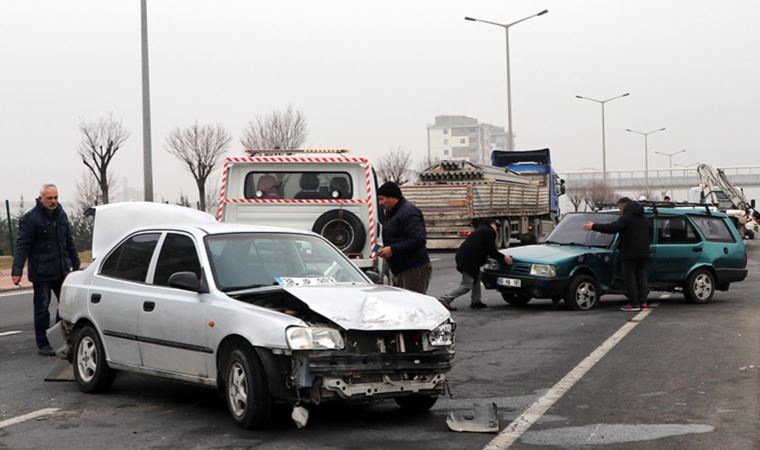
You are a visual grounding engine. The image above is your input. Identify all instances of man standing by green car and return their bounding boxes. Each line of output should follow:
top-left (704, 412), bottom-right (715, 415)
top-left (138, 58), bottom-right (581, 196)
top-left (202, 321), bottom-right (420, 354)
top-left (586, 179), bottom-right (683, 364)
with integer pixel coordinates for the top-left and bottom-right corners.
top-left (582, 197), bottom-right (652, 312)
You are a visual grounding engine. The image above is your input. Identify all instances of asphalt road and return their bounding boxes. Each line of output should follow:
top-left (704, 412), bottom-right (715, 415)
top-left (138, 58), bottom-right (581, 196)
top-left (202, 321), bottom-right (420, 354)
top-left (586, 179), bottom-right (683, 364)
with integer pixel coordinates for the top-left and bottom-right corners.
top-left (0, 243), bottom-right (758, 449)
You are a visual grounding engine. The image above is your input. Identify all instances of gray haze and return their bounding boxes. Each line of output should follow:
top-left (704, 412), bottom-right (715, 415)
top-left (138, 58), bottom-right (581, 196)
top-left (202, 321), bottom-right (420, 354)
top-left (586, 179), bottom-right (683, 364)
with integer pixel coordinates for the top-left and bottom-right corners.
top-left (1, 0), bottom-right (759, 204)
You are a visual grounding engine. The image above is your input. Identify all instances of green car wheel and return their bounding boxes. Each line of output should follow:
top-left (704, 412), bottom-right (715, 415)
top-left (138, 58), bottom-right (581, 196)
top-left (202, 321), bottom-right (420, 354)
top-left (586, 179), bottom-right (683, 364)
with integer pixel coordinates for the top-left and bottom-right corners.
top-left (565, 275), bottom-right (599, 311)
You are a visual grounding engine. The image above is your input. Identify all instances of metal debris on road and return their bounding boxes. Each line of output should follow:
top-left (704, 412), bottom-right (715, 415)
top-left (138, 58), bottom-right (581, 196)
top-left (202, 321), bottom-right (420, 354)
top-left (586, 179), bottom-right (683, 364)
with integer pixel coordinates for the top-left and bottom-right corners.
top-left (446, 402), bottom-right (499, 433)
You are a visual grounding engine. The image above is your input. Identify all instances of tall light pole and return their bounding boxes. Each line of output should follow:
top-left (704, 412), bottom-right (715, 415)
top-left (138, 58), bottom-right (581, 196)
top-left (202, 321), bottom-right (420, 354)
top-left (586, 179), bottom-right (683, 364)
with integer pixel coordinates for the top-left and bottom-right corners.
top-left (654, 149), bottom-right (686, 198)
top-left (465, 9), bottom-right (549, 151)
top-left (141, 0), bottom-right (154, 201)
top-left (626, 127), bottom-right (666, 192)
top-left (575, 93), bottom-right (630, 183)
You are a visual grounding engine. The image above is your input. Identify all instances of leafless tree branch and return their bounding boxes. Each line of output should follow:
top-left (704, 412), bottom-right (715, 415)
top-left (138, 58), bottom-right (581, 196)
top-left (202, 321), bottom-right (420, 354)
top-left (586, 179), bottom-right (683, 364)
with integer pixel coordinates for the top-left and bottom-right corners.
top-left (240, 105), bottom-right (309, 150)
top-left (166, 122), bottom-right (231, 211)
top-left (377, 147), bottom-right (414, 186)
top-left (78, 113), bottom-right (129, 204)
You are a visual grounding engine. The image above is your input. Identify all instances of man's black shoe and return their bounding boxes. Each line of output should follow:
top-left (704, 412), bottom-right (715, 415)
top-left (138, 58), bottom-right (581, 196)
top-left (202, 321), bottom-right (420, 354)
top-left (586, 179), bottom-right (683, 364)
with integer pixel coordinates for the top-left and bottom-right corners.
top-left (440, 301), bottom-right (458, 311)
top-left (38, 346), bottom-right (55, 357)
top-left (470, 302), bottom-right (487, 309)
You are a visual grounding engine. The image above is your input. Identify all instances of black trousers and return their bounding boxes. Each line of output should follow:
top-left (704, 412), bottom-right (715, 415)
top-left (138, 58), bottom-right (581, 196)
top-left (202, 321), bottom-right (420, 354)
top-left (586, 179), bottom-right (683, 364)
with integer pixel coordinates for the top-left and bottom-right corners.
top-left (622, 258), bottom-right (649, 306)
top-left (32, 279), bottom-right (63, 349)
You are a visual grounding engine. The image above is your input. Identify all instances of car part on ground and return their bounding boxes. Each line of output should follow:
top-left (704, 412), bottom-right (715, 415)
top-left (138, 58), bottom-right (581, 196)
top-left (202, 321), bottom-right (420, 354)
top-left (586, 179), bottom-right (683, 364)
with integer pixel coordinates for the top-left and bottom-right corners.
top-left (446, 402), bottom-right (499, 433)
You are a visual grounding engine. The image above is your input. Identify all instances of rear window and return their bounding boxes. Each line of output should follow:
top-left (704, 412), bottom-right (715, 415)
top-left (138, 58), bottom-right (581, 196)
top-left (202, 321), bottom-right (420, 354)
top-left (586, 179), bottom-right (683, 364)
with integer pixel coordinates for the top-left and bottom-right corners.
top-left (244, 172), bottom-right (353, 200)
top-left (691, 216), bottom-right (736, 243)
top-left (656, 217), bottom-right (701, 244)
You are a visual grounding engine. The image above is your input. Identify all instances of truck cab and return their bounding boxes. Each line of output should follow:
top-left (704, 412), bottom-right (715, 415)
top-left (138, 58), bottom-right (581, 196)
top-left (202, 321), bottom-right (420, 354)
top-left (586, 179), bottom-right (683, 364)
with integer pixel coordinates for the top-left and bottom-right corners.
top-left (217, 149), bottom-right (381, 272)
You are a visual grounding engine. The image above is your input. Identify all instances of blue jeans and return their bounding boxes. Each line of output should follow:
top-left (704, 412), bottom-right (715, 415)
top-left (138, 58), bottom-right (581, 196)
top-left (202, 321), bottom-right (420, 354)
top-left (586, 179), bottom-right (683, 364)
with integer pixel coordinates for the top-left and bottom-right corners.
top-left (32, 279), bottom-right (63, 349)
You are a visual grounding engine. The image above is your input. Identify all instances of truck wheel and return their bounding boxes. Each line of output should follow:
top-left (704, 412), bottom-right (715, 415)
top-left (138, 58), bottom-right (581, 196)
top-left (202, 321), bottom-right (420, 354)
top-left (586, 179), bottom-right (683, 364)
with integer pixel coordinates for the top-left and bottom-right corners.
top-left (533, 218), bottom-right (543, 243)
top-left (312, 210), bottom-right (366, 254)
top-left (501, 292), bottom-right (531, 306)
top-left (500, 219), bottom-right (511, 249)
top-left (564, 275), bottom-right (599, 311)
top-left (494, 221), bottom-right (504, 248)
top-left (684, 268), bottom-right (715, 304)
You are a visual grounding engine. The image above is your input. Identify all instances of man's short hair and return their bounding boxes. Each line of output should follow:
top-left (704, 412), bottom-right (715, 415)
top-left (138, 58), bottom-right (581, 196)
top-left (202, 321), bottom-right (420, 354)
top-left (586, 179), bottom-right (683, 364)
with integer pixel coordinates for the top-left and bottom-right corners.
top-left (616, 197), bottom-right (632, 205)
top-left (40, 183), bottom-right (57, 195)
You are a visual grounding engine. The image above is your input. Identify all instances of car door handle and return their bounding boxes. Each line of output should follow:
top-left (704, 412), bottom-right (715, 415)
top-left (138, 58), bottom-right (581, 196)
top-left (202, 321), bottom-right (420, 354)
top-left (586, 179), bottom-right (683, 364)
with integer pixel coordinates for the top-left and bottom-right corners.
top-left (143, 301), bottom-right (156, 312)
top-left (90, 293), bottom-right (101, 304)
top-left (692, 247), bottom-right (703, 253)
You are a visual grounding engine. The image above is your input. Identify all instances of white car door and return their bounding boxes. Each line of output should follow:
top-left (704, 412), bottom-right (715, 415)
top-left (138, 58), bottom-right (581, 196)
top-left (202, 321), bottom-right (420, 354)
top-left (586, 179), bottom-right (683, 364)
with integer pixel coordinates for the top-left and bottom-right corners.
top-left (89, 232), bottom-right (162, 366)
top-left (138, 232), bottom-right (210, 377)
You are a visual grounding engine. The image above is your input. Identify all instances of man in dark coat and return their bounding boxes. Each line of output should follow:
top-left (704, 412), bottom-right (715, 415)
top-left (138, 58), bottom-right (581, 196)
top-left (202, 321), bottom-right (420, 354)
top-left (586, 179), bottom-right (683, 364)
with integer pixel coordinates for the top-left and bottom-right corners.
top-left (12, 184), bottom-right (80, 355)
top-left (438, 219), bottom-right (512, 310)
top-left (377, 181), bottom-right (432, 294)
top-left (583, 197), bottom-right (652, 312)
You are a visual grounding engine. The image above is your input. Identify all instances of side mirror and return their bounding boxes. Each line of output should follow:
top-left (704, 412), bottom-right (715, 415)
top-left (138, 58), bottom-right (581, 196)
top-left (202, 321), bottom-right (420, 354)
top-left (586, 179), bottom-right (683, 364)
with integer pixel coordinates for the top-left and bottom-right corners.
top-left (364, 270), bottom-right (382, 284)
top-left (751, 199), bottom-right (756, 209)
top-left (560, 179), bottom-right (566, 195)
top-left (168, 271), bottom-right (201, 292)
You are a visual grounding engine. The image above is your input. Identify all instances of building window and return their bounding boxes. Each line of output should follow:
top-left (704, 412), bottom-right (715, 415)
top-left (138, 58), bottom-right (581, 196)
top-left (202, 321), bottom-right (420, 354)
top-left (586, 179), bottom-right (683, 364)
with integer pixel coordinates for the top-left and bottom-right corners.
top-left (459, 138), bottom-right (465, 144)
top-left (443, 149), bottom-right (449, 156)
top-left (443, 139), bottom-right (448, 145)
top-left (443, 128), bottom-right (449, 134)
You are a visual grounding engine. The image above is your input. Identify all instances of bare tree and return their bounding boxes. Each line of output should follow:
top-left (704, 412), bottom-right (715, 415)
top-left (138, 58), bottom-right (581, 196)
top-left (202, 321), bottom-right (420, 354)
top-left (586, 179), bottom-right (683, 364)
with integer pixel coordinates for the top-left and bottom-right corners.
top-left (166, 122), bottom-right (231, 211)
top-left (583, 181), bottom-right (617, 211)
top-left (377, 147), bottom-right (414, 186)
top-left (204, 174), bottom-right (221, 214)
top-left (567, 189), bottom-right (585, 212)
top-left (78, 114), bottom-right (130, 204)
top-left (240, 105), bottom-right (308, 150)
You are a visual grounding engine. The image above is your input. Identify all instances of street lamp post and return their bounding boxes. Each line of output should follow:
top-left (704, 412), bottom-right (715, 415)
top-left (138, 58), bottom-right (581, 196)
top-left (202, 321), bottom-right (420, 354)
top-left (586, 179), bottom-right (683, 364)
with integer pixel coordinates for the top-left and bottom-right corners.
top-left (575, 93), bottom-right (630, 183)
top-left (465, 9), bottom-right (549, 151)
top-left (141, 0), bottom-right (154, 202)
top-left (654, 149), bottom-right (686, 198)
top-left (626, 127), bottom-right (666, 192)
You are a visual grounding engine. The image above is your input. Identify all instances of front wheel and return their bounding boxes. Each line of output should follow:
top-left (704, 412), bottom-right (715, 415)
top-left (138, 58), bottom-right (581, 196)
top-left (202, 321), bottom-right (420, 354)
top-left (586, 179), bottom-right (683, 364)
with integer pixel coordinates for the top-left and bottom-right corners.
top-left (564, 275), bottom-right (599, 311)
top-left (501, 292), bottom-right (532, 306)
top-left (225, 347), bottom-right (273, 429)
top-left (684, 268), bottom-right (715, 304)
top-left (72, 325), bottom-right (115, 393)
top-left (395, 394), bottom-right (438, 413)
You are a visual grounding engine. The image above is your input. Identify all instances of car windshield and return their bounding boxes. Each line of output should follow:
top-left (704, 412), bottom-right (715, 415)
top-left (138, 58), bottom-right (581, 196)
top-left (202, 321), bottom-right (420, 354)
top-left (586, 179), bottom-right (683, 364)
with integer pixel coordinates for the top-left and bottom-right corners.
top-left (205, 233), bottom-right (368, 292)
top-left (545, 213), bottom-right (620, 247)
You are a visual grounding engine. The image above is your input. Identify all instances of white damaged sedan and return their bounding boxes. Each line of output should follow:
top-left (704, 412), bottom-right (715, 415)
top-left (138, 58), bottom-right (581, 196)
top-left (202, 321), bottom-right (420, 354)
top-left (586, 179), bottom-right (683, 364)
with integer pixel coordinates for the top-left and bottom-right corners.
top-left (48, 203), bottom-right (454, 428)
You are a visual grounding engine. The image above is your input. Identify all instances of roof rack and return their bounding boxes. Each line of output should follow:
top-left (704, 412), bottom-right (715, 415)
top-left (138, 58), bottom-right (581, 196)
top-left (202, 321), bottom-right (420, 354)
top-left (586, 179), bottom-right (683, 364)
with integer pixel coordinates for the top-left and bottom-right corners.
top-left (637, 200), bottom-right (714, 216)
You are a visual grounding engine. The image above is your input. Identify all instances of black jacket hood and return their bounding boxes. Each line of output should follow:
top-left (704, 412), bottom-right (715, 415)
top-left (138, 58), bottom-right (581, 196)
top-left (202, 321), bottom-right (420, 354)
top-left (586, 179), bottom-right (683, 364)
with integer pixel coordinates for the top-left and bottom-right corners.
top-left (623, 201), bottom-right (645, 217)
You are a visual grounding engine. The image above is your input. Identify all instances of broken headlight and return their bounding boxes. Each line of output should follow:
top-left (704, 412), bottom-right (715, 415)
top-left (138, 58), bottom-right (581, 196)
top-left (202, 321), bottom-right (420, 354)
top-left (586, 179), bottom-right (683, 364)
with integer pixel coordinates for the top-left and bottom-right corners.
top-left (429, 321), bottom-right (454, 347)
top-left (286, 326), bottom-right (345, 350)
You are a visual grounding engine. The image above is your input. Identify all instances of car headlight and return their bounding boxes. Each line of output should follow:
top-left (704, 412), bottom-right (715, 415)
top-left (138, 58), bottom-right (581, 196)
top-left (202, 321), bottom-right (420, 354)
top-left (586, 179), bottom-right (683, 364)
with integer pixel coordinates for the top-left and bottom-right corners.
top-left (286, 326), bottom-right (345, 350)
top-left (530, 264), bottom-right (557, 277)
top-left (429, 322), bottom-right (455, 347)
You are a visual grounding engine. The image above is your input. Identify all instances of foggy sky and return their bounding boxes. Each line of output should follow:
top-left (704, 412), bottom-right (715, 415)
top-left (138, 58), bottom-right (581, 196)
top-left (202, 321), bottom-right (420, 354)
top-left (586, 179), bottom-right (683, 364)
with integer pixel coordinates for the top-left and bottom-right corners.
top-left (1, 0), bottom-right (759, 205)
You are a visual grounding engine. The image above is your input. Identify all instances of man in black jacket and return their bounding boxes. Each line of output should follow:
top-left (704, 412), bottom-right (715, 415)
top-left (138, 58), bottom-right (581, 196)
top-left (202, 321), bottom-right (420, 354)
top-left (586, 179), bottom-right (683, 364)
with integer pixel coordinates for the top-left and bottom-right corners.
top-left (583, 197), bottom-right (652, 312)
top-left (438, 219), bottom-right (512, 310)
top-left (377, 181), bottom-right (432, 294)
top-left (12, 184), bottom-right (80, 355)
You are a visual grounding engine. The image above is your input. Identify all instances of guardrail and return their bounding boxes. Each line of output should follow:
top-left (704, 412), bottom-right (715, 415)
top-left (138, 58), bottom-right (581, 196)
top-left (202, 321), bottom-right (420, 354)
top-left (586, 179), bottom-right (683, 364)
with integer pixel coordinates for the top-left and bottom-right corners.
top-left (561, 166), bottom-right (760, 189)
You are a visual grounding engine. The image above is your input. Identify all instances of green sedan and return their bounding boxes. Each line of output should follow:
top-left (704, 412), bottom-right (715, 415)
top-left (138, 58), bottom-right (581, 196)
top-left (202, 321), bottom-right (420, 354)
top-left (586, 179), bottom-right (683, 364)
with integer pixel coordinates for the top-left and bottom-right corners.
top-left (481, 207), bottom-right (748, 311)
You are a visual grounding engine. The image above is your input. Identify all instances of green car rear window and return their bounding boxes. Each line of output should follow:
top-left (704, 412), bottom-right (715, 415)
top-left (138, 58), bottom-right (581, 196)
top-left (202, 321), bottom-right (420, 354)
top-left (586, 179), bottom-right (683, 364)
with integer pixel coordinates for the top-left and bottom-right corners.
top-left (691, 217), bottom-right (736, 243)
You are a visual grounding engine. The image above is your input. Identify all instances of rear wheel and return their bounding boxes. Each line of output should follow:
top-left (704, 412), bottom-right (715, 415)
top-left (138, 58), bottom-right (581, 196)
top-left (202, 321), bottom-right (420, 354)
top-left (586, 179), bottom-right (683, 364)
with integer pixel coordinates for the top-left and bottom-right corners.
top-left (395, 394), bottom-right (438, 413)
top-left (500, 219), bottom-right (511, 249)
top-left (501, 291), bottom-right (532, 306)
top-left (73, 325), bottom-right (115, 393)
top-left (312, 210), bottom-right (366, 254)
top-left (564, 275), bottom-right (599, 311)
top-left (684, 268), bottom-right (715, 304)
top-left (225, 347), bottom-right (273, 429)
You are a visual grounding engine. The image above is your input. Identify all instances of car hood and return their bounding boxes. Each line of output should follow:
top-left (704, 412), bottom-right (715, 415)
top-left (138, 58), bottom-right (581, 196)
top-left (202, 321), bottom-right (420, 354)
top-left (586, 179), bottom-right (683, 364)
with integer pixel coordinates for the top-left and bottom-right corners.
top-left (281, 284), bottom-right (450, 331)
top-left (503, 244), bottom-right (609, 264)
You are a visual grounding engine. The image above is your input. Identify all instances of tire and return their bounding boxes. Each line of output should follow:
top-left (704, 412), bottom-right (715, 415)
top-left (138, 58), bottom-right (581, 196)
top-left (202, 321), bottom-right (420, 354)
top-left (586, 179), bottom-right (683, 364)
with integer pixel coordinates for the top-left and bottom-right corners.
top-left (225, 347), bottom-right (273, 429)
top-left (494, 221), bottom-right (504, 249)
top-left (533, 218), bottom-right (543, 243)
top-left (394, 394), bottom-right (438, 413)
top-left (684, 268), bottom-right (715, 304)
top-left (72, 325), bottom-right (116, 393)
top-left (564, 275), bottom-right (599, 311)
top-left (312, 210), bottom-right (366, 254)
top-left (501, 291), bottom-right (532, 306)
top-left (500, 219), bottom-right (511, 249)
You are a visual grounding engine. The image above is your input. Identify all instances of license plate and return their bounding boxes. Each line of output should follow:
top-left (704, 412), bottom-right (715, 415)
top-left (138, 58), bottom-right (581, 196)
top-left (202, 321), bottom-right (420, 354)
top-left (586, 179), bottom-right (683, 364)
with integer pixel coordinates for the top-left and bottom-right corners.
top-left (497, 277), bottom-right (521, 288)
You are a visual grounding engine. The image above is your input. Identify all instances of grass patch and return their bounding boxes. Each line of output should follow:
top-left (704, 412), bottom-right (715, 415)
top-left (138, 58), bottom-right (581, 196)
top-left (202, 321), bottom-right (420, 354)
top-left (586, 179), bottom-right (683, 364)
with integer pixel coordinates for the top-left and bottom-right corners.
top-left (0, 251), bottom-right (92, 272)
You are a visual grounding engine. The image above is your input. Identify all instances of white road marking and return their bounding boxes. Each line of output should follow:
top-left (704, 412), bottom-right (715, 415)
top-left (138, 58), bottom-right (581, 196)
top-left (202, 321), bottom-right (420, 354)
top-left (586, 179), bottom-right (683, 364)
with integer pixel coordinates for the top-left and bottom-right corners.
top-left (0, 408), bottom-right (60, 429)
top-left (483, 309), bottom-right (653, 450)
top-left (430, 258), bottom-right (441, 262)
top-left (0, 290), bottom-right (31, 298)
top-left (659, 293), bottom-right (671, 299)
top-left (0, 331), bottom-right (22, 337)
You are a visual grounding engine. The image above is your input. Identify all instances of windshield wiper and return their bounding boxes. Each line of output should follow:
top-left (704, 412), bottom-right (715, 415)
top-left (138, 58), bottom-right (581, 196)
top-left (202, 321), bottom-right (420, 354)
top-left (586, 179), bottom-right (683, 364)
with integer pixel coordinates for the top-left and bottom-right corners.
top-left (225, 282), bottom-right (279, 294)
